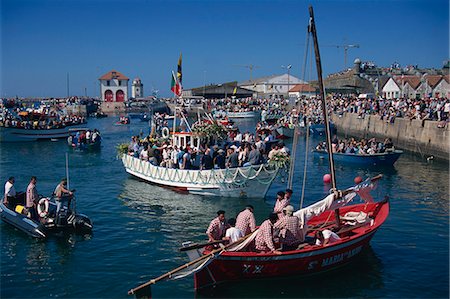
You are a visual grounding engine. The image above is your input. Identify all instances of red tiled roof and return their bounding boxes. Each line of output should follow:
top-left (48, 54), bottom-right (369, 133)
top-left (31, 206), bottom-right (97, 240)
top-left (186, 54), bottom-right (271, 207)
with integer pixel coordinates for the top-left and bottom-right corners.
top-left (99, 70), bottom-right (129, 80)
top-left (393, 75), bottom-right (421, 89)
top-left (289, 83), bottom-right (315, 92)
top-left (425, 75), bottom-right (443, 88)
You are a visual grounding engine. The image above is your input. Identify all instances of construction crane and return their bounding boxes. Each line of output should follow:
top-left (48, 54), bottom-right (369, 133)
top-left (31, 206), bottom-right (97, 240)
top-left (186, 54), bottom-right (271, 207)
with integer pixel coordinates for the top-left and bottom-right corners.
top-left (234, 64), bottom-right (261, 81)
top-left (324, 44), bottom-right (360, 69)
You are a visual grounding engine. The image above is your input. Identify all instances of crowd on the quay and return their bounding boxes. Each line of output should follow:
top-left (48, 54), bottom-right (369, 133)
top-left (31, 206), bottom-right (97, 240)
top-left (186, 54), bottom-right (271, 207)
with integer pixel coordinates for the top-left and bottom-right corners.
top-left (205, 189), bottom-right (340, 254)
top-left (126, 129), bottom-right (290, 170)
top-left (329, 95), bottom-right (450, 126)
top-left (315, 136), bottom-right (395, 155)
top-left (0, 108), bottom-right (86, 129)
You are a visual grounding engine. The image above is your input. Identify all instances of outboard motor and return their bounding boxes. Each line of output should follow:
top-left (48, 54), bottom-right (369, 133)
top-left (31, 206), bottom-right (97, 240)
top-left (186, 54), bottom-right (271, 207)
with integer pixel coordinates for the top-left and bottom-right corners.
top-left (55, 207), bottom-right (69, 227)
top-left (73, 214), bottom-right (93, 232)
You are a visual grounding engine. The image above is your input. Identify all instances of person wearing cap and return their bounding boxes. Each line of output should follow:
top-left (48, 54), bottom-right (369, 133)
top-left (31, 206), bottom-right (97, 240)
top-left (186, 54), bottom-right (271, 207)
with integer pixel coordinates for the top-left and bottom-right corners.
top-left (273, 191), bottom-right (289, 218)
top-left (206, 210), bottom-right (229, 243)
top-left (254, 213), bottom-right (282, 254)
top-left (54, 178), bottom-right (73, 213)
top-left (275, 205), bottom-right (302, 251)
top-left (236, 205), bottom-right (256, 235)
top-left (214, 149), bottom-right (226, 169)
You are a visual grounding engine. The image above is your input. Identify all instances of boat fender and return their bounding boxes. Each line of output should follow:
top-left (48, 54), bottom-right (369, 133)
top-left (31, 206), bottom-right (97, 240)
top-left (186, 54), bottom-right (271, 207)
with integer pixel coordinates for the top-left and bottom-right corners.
top-left (37, 198), bottom-right (49, 218)
top-left (161, 127), bottom-right (170, 139)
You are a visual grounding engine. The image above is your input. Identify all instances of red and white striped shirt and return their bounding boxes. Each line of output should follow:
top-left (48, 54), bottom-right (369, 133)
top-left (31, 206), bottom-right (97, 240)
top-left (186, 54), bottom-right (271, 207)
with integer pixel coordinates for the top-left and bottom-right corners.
top-left (236, 209), bottom-right (256, 235)
top-left (273, 198), bottom-right (290, 217)
top-left (206, 217), bottom-right (228, 241)
top-left (275, 215), bottom-right (301, 246)
top-left (255, 219), bottom-right (276, 252)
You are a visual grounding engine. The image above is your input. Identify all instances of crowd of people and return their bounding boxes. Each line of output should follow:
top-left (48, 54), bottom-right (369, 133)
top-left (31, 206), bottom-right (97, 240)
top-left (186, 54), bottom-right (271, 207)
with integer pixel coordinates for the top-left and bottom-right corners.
top-left (0, 108), bottom-right (86, 130)
top-left (315, 136), bottom-right (396, 155)
top-left (205, 189), bottom-right (341, 254)
top-left (329, 95), bottom-right (450, 126)
top-left (68, 129), bottom-right (101, 148)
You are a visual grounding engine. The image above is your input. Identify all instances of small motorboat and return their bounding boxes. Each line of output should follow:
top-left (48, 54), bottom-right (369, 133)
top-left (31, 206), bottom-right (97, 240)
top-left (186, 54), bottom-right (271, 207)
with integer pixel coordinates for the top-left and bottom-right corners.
top-left (0, 192), bottom-right (92, 238)
top-left (67, 129), bottom-right (101, 151)
top-left (115, 116), bottom-right (130, 125)
top-left (313, 149), bottom-right (403, 166)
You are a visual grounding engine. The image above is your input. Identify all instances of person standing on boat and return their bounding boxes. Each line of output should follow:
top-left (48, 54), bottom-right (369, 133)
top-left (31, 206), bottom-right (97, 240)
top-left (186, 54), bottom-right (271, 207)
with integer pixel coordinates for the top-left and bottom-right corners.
top-left (254, 213), bottom-right (282, 254)
top-left (3, 176), bottom-right (16, 206)
top-left (274, 205), bottom-right (301, 251)
top-left (273, 191), bottom-right (288, 218)
top-left (26, 176), bottom-right (38, 220)
top-left (285, 188), bottom-right (293, 202)
top-left (54, 179), bottom-right (73, 213)
top-left (214, 149), bottom-right (226, 169)
top-left (206, 210), bottom-right (229, 242)
top-left (236, 205), bottom-right (256, 235)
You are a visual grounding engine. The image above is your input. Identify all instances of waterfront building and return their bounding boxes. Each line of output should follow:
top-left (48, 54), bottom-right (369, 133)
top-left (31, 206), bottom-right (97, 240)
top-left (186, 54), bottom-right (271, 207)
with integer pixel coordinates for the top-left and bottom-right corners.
top-left (184, 81), bottom-right (253, 99)
top-left (98, 70), bottom-right (129, 112)
top-left (132, 78), bottom-right (144, 99)
top-left (238, 74), bottom-right (305, 98)
top-left (288, 83), bottom-right (316, 98)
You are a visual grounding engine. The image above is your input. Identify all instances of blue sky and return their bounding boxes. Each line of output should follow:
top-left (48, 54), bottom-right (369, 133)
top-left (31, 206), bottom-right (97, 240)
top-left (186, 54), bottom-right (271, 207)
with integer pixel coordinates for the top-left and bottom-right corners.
top-left (1, 0), bottom-right (448, 98)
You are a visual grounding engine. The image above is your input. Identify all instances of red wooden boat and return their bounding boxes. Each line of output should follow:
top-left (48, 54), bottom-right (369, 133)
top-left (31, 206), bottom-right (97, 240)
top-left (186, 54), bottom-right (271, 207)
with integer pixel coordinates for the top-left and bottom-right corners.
top-left (194, 198), bottom-right (389, 290)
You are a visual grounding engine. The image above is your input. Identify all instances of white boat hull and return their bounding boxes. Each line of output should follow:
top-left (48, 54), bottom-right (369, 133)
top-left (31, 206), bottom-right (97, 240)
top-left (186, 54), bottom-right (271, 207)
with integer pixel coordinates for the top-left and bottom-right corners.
top-left (226, 111), bottom-right (260, 119)
top-left (0, 126), bottom-right (81, 142)
top-left (122, 155), bottom-right (278, 198)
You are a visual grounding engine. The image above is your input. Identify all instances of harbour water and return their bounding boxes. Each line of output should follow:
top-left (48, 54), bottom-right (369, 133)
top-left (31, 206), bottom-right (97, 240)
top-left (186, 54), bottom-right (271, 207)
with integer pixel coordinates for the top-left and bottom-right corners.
top-left (1, 117), bottom-right (448, 298)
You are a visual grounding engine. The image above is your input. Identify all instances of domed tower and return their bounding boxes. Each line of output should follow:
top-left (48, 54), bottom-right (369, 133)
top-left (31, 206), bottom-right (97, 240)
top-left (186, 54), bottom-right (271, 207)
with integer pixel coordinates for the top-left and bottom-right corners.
top-left (353, 58), bottom-right (361, 75)
top-left (132, 78), bottom-right (144, 99)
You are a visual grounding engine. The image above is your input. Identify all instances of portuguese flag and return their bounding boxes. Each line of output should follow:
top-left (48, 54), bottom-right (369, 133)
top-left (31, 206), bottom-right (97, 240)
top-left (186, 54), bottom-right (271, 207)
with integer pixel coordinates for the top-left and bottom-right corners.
top-left (171, 71), bottom-right (181, 96)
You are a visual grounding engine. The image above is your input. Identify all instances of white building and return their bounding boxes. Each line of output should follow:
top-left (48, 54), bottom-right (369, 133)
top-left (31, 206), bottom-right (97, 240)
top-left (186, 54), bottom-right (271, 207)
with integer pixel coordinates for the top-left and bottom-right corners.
top-left (132, 78), bottom-right (144, 99)
top-left (381, 78), bottom-right (400, 99)
top-left (239, 74), bottom-right (306, 97)
top-left (99, 70), bottom-right (129, 102)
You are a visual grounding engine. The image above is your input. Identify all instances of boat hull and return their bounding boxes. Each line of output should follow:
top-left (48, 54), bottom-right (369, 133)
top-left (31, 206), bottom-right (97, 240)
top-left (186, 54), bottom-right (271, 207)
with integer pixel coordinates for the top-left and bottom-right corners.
top-left (226, 111), bottom-right (260, 119)
top-left (122, 155), bottom-right (278, 198)
top-left (313, 150), bottom-right (403, 166)
top-left (309, 123), bottom-right (337, 136)
top-left (194, 201), bottom-right (389, 289)
top-left (0, 202), bottom-right (47, 238)
top-left (0, 125), bottom-right (84, 142)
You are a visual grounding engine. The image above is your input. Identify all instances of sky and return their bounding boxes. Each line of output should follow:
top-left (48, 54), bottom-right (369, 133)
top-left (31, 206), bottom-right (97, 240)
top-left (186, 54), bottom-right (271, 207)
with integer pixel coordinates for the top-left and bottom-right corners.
top-left (1, 0), bottom-right (448, 98)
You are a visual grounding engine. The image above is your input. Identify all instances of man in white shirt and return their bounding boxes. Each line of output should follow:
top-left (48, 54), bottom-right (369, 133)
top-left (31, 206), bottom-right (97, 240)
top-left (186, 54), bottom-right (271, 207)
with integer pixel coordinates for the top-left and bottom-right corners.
top-left (4, 177), bottom-right (16, 206)
top-left (315, 229), bottom-right (341, 246)
top-left (224, 218), bottom-right (244, 243)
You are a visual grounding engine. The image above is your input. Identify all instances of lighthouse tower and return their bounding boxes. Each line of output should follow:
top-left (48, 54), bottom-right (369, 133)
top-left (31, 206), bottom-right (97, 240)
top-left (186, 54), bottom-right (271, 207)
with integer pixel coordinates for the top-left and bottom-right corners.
top-left (132, 78), bottom-right (144, 99)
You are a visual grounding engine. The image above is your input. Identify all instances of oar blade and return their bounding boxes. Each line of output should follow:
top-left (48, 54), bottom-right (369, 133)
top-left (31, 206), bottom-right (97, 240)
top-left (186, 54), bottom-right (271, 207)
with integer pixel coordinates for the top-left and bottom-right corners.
top-left (133, 284), bottom-right (152, 299)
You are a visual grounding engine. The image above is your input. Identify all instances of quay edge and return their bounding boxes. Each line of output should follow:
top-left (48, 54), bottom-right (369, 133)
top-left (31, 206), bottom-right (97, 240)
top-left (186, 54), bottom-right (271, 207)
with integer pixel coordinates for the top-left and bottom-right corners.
top-left (331, 113), bottom-right (449, 161)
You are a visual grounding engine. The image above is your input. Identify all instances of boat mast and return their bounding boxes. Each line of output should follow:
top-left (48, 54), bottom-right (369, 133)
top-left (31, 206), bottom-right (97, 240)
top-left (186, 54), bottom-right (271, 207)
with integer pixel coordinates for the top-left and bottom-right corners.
top-left (308, 6), bottom-right (341, 225)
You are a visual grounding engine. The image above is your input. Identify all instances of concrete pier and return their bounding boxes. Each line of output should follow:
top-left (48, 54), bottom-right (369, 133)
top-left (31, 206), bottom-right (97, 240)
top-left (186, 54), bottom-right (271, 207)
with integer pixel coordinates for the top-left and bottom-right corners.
top-left (331, 113), bottom-right (449, 161)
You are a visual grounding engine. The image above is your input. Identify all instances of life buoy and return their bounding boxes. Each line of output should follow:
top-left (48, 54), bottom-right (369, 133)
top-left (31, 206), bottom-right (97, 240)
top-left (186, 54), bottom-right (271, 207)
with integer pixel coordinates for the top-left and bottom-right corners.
top-left (37, 198), bottom-right (49, 218)
top-left (161, 127), bottom-right (170, 139)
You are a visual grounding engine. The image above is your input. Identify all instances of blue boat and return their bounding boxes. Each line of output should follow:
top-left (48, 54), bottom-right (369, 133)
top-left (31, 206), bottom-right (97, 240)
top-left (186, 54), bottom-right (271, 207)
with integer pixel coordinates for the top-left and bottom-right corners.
top-left (313, 149), bottom-right (403, 166)
top-left (309, 123), bottom-right (337, 136)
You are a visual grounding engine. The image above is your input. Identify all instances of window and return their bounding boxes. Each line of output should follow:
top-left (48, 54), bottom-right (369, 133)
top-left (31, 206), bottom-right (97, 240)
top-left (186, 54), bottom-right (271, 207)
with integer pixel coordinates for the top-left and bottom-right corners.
top-left (119, 80), bottom-right (122, 86)
top-left (107, 80), bottom-right (110, 86)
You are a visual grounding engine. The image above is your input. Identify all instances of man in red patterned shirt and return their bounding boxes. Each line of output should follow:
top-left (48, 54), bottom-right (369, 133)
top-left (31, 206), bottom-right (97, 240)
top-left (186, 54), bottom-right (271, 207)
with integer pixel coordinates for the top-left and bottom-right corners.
top-left (273, 191), bottom-right (289, 218)
top-left (275, 205), bottom-right (302, 251)
top-left (206, 210), bottom-right (229, 242)
top-left (236, 205), bottom-right (256, 235)
top-left (254, 213), bottom-right (282, 254)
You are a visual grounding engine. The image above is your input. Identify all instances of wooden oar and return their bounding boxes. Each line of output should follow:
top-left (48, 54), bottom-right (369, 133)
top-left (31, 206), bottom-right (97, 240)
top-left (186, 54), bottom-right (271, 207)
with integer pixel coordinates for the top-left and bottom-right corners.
top-left (128, 233), bottom-right (253, 296)
top-left (179, 239), bottom-right (227, 252)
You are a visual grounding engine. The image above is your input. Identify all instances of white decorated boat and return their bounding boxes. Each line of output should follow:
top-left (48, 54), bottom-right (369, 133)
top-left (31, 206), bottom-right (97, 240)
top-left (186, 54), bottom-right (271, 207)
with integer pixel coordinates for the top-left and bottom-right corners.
top-left (122, 154), bottom-right (279, 198)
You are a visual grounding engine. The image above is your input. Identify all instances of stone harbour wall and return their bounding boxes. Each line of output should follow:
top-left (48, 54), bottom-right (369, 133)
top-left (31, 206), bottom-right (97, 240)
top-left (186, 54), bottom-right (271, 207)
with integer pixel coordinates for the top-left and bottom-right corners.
top-left (331, 113), bottom-right (449, 161)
